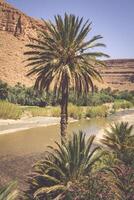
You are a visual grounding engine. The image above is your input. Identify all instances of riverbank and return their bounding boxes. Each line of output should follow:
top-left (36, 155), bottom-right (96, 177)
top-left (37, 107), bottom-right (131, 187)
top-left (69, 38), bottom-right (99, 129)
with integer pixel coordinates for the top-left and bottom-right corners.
top-left (0, 107), bottom-right (133, 135)
top-left (0, 117), bottom-right (77, 135)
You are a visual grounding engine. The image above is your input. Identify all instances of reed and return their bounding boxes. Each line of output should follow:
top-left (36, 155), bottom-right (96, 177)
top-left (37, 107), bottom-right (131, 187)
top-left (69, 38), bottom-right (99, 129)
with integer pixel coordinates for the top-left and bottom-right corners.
top-left (113, 100), bottom-right (133, 110)
top-left (85, 105), bottom-right (109, 118)
top-left (0, 101), bottom-right (22, 119)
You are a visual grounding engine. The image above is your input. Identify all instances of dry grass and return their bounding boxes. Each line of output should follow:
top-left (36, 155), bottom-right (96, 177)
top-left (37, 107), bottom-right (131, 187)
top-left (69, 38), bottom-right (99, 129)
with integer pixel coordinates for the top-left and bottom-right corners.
top-left (0, 101), bottom-right (22, 119)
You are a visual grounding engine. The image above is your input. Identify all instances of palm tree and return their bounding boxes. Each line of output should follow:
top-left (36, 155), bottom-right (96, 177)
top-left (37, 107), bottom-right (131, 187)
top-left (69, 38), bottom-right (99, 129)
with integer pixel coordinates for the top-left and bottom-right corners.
top-left (26, 131), bottom-right (103, 199)
top-left (0, 181), bottom-right (18, 200)
top-left (25, 14), bottom-right (109, 140)
top-left (101, 122), bottom-right (134, 164)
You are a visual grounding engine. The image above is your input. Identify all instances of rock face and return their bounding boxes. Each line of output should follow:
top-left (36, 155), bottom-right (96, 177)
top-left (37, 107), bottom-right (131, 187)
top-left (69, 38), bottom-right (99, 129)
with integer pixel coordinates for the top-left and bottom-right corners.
top-left (0, 0), bottom-right (45, 40)
top-left (0, 0), bottom-right (134, 90)
top-left (0, 0), bottom-right (45, 86)
top-left (102, 59), bottom-right (134, 90)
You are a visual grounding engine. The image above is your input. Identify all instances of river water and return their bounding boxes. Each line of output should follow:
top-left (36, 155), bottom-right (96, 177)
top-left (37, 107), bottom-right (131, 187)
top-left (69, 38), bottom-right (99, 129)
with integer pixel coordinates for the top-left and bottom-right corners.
top-left (0, 109), bottom-right (133, 156)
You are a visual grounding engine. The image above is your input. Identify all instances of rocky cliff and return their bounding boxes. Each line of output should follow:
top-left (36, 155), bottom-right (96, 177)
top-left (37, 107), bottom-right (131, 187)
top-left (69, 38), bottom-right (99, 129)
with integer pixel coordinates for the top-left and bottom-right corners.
top-left (0, 0), bottom-right (45, 40)
top-left (0, 0), bottom-right (134, 90)
top-left (0, 0), bottom-right (46, 86)
top-left (102, 59), bottom-right (134, 90)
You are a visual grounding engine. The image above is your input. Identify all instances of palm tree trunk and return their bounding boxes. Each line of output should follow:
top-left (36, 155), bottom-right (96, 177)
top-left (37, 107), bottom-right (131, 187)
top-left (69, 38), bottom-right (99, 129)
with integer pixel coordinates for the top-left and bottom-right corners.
top-left (60, 78), bottom-right (68, 142)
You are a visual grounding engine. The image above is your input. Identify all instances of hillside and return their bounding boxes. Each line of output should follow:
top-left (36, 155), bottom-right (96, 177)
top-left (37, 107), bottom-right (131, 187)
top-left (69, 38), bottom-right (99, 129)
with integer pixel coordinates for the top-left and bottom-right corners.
top-left (0, 0), bottom-right (134, 90)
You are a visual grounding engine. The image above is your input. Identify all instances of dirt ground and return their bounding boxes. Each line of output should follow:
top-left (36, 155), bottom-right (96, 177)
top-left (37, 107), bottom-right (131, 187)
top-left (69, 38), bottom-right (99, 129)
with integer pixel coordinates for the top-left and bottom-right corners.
top-left (0, 152), bottom-right (46, 197)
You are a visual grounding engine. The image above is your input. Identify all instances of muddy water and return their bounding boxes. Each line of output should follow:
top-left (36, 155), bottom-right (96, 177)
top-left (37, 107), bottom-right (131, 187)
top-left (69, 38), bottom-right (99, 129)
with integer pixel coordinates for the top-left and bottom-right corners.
top-left (0, 110), bottom-right (133, 156)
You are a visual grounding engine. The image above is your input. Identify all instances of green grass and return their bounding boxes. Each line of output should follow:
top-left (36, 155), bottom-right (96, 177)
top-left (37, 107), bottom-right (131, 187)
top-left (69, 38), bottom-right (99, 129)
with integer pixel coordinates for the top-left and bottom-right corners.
top-left (25, 104), bottom-right (84, 119)
top-left (0, 101), bottom-right (22, 119)
top-left (68, 104), bottom-right (84, 119)
top-left (113, 100), bottom-right (133, 110)
top-left (85, 105), bottom-right (109, 118)
top-left (25, 106), bottom-right (60, 117)
top-left (0, 100), bottom-right (133, 120)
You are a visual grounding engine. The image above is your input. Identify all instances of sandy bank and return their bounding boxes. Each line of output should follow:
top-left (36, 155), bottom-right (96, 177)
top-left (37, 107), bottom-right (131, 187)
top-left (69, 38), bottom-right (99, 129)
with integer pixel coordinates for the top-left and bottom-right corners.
top-left (0, 117), bottom-right (77, 135)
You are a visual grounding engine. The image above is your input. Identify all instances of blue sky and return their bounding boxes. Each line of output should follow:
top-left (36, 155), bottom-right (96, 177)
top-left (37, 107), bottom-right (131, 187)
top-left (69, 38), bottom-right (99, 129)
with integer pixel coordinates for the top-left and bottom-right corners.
top-left (7, 0), bottom-right (134, 59)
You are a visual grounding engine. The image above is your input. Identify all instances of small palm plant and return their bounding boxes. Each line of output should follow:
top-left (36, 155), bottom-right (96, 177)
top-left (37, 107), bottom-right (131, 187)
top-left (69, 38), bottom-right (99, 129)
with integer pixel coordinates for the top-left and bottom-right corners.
top-left (0, 181), bottom-right (18, 200)
top-left (25, 14), bottom-right (109, 140)
top-left (101, 122), bottom-right (134, 164)
top-left (26, 131), bottom-right (103, 199)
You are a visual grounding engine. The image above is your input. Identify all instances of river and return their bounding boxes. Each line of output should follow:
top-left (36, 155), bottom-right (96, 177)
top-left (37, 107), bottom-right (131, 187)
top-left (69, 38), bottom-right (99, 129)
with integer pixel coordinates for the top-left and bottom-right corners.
top-left (0, 109), bottom-right (133, 156)
top-left (0, 109), bottom-right (133, 188)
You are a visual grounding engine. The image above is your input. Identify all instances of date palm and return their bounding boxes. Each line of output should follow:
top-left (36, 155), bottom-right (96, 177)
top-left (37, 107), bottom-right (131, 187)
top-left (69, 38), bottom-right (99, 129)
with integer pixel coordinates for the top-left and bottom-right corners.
top-left (25, 14), bottom-right (108, 140)
top-left (101, 122), bottom-right (134, 164)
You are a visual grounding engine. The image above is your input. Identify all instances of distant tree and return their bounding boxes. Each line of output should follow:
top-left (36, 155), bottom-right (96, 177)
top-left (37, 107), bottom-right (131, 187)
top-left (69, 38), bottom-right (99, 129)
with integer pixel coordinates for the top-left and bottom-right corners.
top-left (0, 80), bottom-right (8, 100)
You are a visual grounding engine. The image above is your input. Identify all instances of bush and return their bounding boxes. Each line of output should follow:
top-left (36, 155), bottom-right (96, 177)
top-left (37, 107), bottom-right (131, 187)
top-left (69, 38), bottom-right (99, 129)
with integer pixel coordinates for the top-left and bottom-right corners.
top-left (113, 100), bottom-right (133, 110)
top-left (0, 80), bottom-right (134, 108)
top-left (25, 104), bottom-right (84, 119)
top-left (68, 103), bottom-right (84, 119)
top-left (0, 80), bottom-right (9, 100)
top-left (65, 170), bottom-right (121, 200)
top-left (86, 105), bottom-right (109, 118)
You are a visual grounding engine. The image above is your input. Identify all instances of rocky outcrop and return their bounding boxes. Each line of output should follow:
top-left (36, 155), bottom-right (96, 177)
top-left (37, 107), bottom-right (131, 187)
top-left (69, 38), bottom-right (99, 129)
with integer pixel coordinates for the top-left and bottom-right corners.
top-left (0, 0), bottom-right (45, 40)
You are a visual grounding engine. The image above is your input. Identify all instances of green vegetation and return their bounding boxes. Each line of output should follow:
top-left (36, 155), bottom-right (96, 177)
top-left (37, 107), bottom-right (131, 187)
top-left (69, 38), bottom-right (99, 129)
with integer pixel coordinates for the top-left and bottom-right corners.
top-left (0, 100), bottom-right (133, 120)
top-left (0, 81), bottom-right (134, 110)
top-left (1, 122), bottom-right (134, 199)
top-left (113, 100), bottom-right (133, 110)
top-left (25, 14), bottom-right (108, 139)
top-left (86, 105), bottom-right (108, 118)
top-left (25, 132), bottom-right (102, 199)
top-left (24, 122), bottom-right (134, 200)
top-left (101, 122), bottom-right (134, 165)
top-left (0, 181), bottom-right (18, 200)
top-left (0, 13), bottom-right (134, 199)
top-left (13, 104), bottom-right (110, 119)
top-left (0, 101), bottom-right (22, 119)
top-left (25, 106), bottom-right (60, 117)
top-left (0, 79), bottom-right (133, 120)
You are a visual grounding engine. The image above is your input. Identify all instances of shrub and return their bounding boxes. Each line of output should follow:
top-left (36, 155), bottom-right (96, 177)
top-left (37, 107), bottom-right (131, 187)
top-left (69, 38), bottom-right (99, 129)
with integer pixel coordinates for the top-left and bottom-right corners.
top-left (0, 80), bottom-right (9, 100)
top-left (65, 170), bottom-right (122, 200)
top-left (113, 100), bottom-right (133, 110)
top-left (113, 164), bottom-right (134, 200)
top-left (86, 105), bottom-right (109, 118)
top-left (68, 103), bottom-right (84, 119)
top-left (25, 104), bottom-right (84, 119)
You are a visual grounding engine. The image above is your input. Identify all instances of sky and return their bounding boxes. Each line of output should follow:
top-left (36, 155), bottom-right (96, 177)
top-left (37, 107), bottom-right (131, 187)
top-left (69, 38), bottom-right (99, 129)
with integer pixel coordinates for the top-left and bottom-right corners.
top-left (7, 0), bottom-right (134, 59)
